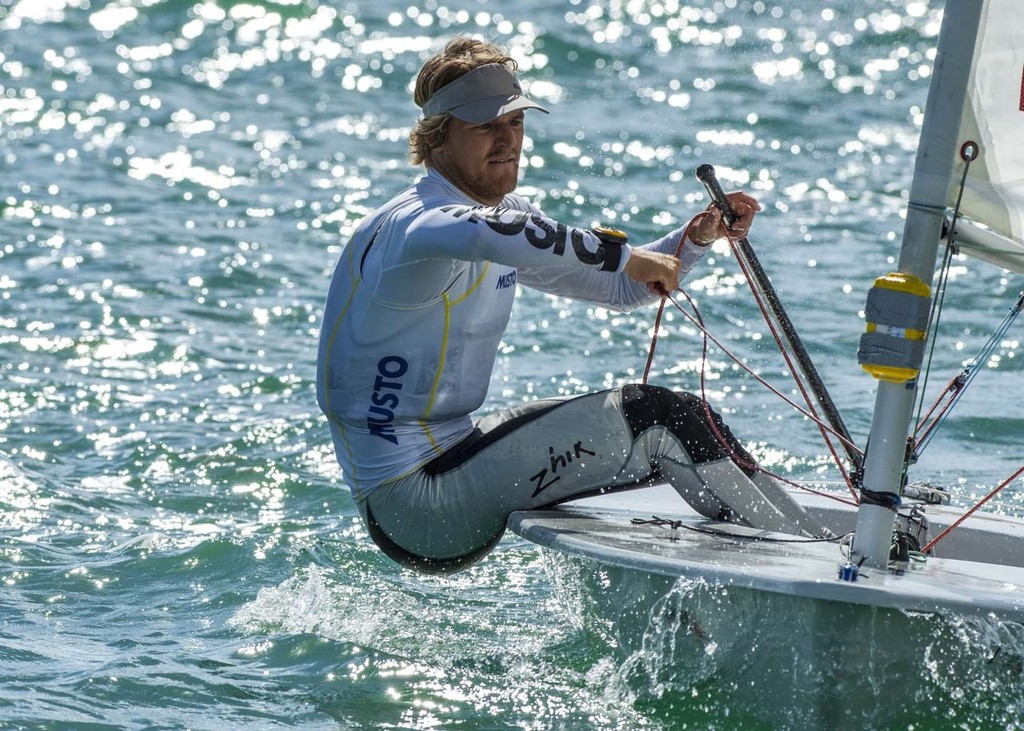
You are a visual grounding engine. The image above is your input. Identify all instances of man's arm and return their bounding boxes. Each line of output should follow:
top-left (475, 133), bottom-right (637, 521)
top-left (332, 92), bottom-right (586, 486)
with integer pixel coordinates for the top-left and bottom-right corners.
top-left (621, 191), bottom-right (761, 295)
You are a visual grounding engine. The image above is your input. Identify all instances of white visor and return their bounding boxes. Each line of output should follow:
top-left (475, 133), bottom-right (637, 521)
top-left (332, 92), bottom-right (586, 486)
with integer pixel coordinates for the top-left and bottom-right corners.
top-left (421, 63), bottom-right (549, 123)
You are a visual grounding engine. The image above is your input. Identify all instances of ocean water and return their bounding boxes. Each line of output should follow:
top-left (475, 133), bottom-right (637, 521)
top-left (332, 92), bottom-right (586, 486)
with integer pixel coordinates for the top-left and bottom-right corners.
top-left (2, 0), bottom-right (1023, 729)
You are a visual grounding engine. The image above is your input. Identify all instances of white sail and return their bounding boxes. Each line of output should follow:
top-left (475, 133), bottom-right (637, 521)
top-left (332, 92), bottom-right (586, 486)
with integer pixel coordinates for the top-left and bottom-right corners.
top-left (953, 0), bottom-right (1024, 272)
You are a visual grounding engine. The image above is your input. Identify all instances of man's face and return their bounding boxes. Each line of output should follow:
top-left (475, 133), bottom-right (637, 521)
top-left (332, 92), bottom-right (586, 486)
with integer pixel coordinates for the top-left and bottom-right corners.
top-left (431, 111), bottom-right (525, 206)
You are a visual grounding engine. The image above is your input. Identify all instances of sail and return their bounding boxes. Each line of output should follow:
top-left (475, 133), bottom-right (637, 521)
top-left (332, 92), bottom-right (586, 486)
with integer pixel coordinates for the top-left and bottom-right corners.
top-left (953, 0), bottom-right (1024, 273)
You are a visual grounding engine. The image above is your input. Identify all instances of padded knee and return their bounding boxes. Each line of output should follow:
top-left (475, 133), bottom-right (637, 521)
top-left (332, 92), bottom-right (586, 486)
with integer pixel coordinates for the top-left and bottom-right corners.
top-left (621, 384), bottom-right (755, 472)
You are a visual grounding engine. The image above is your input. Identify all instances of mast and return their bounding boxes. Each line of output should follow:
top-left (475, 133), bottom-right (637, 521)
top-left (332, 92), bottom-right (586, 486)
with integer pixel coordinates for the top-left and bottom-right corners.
top-left (851, 0), bottom-right (986, 570)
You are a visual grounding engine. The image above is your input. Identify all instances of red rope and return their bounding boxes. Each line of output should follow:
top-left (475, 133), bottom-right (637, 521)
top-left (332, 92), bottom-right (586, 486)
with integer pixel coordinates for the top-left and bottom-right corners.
top-left (725, 238), bottom-right (857, 494)
top-left (639, 225), bottom-right (860, 502)
top-left (639, 221), bottom-right (1024, 537)
top-left (922, 464), bottom-right (1024, 553)
top-left (673, 289), bottom-right (858, 505)
top-left (912, 375), bottom-right (962, 450)
top-left (689, 289), bottom-right (759, 474)
top-left (667, 291), bottom-right (862, 460)
top-left (641, 220), bottom-right (697, 385)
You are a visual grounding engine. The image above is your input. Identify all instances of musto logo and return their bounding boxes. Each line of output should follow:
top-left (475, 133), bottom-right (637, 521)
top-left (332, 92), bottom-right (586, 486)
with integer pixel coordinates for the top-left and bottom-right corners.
top-left (439, 205), bottom-right (622, 272)
top-left (366, 355), bottom-right (408, 444)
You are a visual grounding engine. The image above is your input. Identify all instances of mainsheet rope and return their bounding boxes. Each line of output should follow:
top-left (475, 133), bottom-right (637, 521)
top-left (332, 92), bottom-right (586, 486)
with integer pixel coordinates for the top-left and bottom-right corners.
top-left (643, 230), bottom-right (1024, 537)
top-left (724, 234), bottom-right (859, 496)
top-left (640, 224), bottom-right (860, 506)
top-left (638, 153), bottom-right (1024, 547)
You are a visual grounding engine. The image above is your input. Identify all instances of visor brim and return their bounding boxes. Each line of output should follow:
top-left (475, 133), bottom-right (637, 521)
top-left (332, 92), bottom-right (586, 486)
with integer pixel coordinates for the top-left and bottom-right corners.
top-left (447, 94), bottom-right (549, 124)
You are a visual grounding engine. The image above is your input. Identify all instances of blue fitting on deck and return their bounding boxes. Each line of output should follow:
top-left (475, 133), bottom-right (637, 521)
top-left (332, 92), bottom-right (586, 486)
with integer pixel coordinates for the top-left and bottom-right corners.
top-left (838, 561), bottom-right (860, 582)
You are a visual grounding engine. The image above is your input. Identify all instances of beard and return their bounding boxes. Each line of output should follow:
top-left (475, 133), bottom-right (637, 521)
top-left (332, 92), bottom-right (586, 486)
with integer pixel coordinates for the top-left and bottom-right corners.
top-left (447, 158), bottom-right (520, 205)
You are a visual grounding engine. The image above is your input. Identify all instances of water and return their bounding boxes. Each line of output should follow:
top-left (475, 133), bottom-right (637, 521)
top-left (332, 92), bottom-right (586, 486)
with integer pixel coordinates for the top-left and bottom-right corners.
top-left (2, 0), bottom-right (1023, 728)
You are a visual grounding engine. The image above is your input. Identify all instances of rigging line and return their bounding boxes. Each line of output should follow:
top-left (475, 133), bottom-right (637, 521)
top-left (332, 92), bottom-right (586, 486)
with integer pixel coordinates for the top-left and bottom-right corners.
top-left (666, 291), bottom-right (862, 459)
top-left (915, 372), bottom-right (963, 431)
top-left (724, 238), bottom-right (857, 490)
top-left (912, 376), bottom-right (964, 450)
top-left (680, 285), bottom-right (758, 473)
top-left (641, 219), bottom-right (698, 385)
top-left (696, 164), bottom-right (862, 473)
top-left (717, 232), bottom-right (860, 495)
top-left (630, 516), bottom-right (850, 543)
top-left (913, 146), bottom-right (975, 446)
top-left (914, 290), bottom-right (1024, 456)
top-left (643, 165), bottom-right (859, 496)
top-left (768, 472), bottom-right (859, 506)
top-left (921, 464), bottom-right (1024, 553)
top-left (669, 289), bottom-right (860, 502)
top-left (913, 235), bottom-right (958, 443)
top-left (733, 242), bottom-right (846, 461)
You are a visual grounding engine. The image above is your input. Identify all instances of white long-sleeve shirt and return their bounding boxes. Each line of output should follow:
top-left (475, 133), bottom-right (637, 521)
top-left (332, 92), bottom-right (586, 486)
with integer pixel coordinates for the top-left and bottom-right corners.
top-left (316, 168), bottom-right (708, 499)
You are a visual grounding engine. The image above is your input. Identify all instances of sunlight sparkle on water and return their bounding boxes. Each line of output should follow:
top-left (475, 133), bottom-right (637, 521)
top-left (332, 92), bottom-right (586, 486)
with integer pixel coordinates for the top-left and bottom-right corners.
top-left (89, 5), bottom-right (138, 34)
top-left (1, 0), bottom-right (1021, 726)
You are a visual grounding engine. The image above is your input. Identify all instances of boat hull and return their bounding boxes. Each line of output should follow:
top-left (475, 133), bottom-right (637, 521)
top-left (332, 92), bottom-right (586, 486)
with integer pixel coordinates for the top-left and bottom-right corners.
top-left (508, 486), bottom-right (1024, 727)
top-left (543, 546), bottom-right (1024, 729)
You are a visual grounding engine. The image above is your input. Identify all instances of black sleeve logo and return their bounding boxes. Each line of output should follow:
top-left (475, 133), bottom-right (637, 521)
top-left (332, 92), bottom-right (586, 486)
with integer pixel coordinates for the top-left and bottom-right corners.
top-left (438, 205), bottom-right (622, 272)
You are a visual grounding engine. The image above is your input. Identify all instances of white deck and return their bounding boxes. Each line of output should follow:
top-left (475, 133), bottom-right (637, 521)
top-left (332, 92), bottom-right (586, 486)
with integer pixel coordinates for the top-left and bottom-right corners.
top-left (508, 484), bottom-right (1024, 621)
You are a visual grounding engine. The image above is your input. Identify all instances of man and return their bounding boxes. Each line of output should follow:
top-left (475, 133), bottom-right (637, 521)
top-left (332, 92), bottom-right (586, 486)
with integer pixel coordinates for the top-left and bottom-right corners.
top-left (317, 37), bottom-right (825, 574)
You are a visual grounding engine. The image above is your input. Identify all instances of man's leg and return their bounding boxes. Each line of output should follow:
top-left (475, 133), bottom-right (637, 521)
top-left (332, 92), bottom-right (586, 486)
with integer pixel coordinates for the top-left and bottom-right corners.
top-left (363, 384), bottom-right (825, 572)
top-left (620, 384), bottom-right (826, 536)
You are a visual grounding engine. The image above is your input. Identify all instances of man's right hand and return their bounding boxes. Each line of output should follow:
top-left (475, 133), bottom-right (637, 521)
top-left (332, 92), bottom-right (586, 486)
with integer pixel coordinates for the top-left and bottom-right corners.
top-left (623, 248), bottom-right (682, 296)
top-left (689, 191), bottom-right (761, 245)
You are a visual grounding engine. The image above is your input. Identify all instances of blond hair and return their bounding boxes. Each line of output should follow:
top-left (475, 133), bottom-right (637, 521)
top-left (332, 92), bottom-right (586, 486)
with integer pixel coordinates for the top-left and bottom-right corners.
top-left (408, 37), bottom-right (518, 167)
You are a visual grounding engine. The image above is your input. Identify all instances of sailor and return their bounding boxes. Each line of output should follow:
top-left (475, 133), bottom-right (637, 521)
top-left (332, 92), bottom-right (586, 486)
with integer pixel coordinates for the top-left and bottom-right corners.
top-left (317, 37), bottom-right (826, 573)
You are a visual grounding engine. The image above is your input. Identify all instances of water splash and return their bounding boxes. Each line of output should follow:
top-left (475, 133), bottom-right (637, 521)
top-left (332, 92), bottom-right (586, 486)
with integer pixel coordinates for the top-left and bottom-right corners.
top-left (545, 550), bottom-right (1024, 729)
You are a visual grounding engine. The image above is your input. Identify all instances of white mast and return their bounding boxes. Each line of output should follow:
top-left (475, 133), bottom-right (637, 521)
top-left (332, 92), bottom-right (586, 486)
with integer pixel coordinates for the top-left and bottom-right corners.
top-left (851, 0), bottom-right (986, 569)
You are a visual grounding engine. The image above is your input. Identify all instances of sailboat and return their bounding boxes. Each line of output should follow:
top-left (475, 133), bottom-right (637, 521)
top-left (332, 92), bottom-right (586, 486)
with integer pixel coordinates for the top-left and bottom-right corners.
top-left (508, 0), bottom-right (1024, 723)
